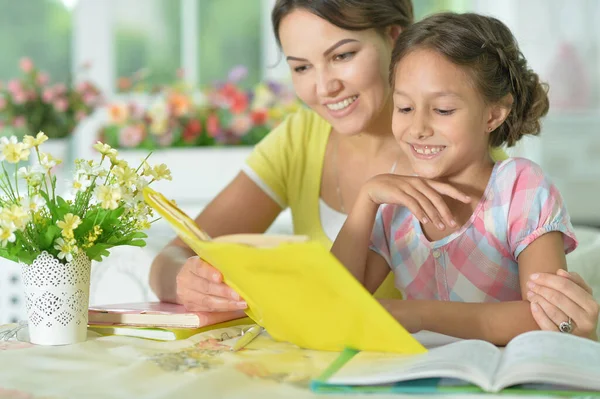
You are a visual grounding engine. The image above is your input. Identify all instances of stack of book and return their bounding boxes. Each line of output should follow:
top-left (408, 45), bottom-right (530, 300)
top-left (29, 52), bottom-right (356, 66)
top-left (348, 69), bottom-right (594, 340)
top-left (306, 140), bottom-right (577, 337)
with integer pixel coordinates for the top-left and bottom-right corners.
top-left (88, 302), bottom-right (250, 341)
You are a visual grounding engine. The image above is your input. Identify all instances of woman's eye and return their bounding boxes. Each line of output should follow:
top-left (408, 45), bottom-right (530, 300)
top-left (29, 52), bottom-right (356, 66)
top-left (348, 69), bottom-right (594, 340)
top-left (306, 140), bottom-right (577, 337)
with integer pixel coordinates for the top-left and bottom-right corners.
top-left (293, 65), bottom-right (310, 73)
top-left (334, 52), bottom-right (355, 61)
top-left (436, 109), bottom-right (456, 115)
top-left (397, 107), bottom-right (412, 114)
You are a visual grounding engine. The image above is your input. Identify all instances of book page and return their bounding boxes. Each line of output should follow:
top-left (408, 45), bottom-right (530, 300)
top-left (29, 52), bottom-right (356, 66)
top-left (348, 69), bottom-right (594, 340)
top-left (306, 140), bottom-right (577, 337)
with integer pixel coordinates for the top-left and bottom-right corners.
top-left (327, 339), bottom-right (501, 391)
top-left (494, 331), bottom-right (600, 392)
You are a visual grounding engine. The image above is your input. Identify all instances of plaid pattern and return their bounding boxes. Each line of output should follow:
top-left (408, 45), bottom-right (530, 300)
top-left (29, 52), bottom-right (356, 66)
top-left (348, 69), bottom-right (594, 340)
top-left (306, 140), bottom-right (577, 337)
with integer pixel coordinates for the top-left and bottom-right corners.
top-left (370, 158), bottom-right (578, 302)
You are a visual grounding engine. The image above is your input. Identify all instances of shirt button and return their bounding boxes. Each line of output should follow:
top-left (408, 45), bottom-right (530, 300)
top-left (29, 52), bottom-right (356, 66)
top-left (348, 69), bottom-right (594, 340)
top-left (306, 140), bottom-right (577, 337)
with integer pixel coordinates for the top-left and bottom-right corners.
top-left (433, 250), bottom-right (441, 258)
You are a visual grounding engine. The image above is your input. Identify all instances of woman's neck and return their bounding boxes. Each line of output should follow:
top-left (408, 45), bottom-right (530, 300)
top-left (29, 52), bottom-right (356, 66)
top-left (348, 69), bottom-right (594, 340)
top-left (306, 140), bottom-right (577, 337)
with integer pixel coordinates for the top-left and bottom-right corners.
top-left (340, 97), bottom-right (396, 156)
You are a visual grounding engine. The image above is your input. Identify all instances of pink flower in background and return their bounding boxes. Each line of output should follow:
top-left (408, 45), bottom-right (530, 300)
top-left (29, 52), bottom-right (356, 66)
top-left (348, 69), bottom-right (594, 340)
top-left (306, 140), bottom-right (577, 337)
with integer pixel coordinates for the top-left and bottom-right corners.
top-left (13, 116), bottom-right (26, 128)
top-left (206, 113), bottom-right (221, 137)
top-left (82, 92), bottom-right (98, 106)
top-left (7, 79), bottom-right (21, 94)
top-left (53, 83), bottom-right (66, 95)
top-left (12, 91), bottom-right (27, 105)
top-left (119, 124), bottom-right (145, 148)
top-left (156, 128), bottom-right (174, 146)
top-left (19, 57), bottom-right (33, 73)
top-left (230, 114), bottom-right (252, 137)
top-left (42, 88), bottom-right (55, 103)
top-left (176, 68), bottom-right (185, 79)
top-left (36, 72), bottom-right (49, 85)
top-left (53, 98), bottom-right (68, 112)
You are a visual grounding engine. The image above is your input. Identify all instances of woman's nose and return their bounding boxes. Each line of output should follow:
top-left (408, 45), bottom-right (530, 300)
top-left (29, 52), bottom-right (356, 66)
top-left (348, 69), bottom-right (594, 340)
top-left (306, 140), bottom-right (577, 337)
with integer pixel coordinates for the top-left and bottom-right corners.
top-left (316, 69), bottom-right (342, 98)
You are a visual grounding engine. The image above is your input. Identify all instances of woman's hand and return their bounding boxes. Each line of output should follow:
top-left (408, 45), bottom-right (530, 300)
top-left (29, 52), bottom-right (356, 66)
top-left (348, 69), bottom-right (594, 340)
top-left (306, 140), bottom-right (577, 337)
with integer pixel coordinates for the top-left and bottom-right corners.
top-left (363, 174), bottom-right (471, 230)
top-left (176, 256), bottom-right (248, 312)
top-left (378, 299), bottom-right (423, 333)
top-left (527, 269), bottom-right (599, 340)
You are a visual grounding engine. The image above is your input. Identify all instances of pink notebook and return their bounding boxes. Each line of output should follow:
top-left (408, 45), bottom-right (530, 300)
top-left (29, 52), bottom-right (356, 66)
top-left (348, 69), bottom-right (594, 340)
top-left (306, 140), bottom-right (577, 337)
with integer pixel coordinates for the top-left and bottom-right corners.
top-left (88, 302), bottom-right (246, 328)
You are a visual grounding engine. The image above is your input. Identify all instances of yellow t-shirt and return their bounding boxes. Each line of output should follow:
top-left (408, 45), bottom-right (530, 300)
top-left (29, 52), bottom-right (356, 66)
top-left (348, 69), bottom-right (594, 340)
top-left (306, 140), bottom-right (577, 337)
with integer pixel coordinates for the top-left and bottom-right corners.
top-left (245, 108), bottom-right (508, 299)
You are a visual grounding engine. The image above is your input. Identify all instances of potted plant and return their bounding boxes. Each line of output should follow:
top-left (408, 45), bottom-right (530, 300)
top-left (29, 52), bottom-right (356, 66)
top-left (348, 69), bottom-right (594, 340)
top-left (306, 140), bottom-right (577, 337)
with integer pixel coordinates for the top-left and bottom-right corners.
top-left (0, 132), bottom-right (170, 345)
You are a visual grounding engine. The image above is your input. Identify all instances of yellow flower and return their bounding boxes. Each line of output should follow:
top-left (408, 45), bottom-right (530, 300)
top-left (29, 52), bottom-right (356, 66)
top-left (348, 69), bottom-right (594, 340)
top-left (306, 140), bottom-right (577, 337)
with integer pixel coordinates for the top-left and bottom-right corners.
top-left (112, 165), bottom-right (138, 187)
top-left (0, 136), bottom-right (30, 164)
top-left (93, 141), bottom-right (118, 161)
top-left (151, 164), bottom-right (172, 181)
top-left (0, 225), bottom-right (16, 247)
top-left (5, 205), bottom-right (29, 230)
top-left (23, 132), bottom-right (49, 149)
top-left (57, 213), bottom-right (82, 231)
top-left (39, 152), bottom-right (62, 170)
top-left (94, 184), bottom-right (122, 210)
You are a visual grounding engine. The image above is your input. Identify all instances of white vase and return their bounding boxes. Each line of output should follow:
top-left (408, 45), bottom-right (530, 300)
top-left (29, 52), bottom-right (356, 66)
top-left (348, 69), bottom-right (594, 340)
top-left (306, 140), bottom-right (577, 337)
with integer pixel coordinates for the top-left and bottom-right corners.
top-left (20, 251), bottom-right (92, 345)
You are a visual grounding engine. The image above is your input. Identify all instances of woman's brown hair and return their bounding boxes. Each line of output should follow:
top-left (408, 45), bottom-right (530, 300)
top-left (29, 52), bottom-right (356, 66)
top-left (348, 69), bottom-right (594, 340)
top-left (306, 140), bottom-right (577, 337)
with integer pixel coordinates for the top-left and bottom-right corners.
top-left (271, 0), bottom-right (414, 47)
top-left (390, 12), bottom-right (549, 147)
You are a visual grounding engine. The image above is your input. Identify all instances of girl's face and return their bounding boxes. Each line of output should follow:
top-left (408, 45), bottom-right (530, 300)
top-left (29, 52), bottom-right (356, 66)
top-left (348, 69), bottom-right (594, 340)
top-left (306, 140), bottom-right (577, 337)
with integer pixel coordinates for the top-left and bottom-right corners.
top-left (392, 48), bottom-right (503, 180)
top-left (278, 9), bottom-right (396, 136)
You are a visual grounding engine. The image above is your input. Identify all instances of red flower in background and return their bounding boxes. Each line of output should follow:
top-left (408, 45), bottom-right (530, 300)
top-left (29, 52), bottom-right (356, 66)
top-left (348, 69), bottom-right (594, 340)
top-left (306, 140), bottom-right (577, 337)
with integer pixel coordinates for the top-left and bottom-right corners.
top-left (206, 113), bottom-right (221, 138)
top-left (182, 119), bottom-right (202, 143)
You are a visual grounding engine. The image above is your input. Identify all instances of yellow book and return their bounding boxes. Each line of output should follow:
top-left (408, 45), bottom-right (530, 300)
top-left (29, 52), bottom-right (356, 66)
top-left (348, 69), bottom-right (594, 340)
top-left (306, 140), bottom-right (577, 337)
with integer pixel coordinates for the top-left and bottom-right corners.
top-left (143, 187), bottom-right (426, 354)
top-left (88, 317), bottom-right (251, 341)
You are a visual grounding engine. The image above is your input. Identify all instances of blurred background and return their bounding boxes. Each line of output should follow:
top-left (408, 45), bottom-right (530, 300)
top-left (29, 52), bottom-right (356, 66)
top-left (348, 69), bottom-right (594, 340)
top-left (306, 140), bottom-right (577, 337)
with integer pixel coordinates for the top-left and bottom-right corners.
top-left (0, 0), bottom-right (599, 324)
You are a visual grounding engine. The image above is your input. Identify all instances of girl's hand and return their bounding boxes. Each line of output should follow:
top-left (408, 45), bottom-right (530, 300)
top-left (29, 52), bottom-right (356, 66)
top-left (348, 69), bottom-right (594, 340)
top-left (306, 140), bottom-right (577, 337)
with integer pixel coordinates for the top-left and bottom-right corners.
top-left (176, 256), bottom-right (248, 312)
top-left (528, 269), bottom-right (599, 340)
top-left (362, 174), bottom-right (471, 230)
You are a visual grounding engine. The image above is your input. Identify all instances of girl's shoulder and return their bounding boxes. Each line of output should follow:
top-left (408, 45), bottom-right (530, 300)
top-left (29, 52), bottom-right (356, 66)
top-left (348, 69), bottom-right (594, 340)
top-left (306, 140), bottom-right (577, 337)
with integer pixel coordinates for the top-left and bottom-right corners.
top-left (493, 157), bottom-right (549, 189)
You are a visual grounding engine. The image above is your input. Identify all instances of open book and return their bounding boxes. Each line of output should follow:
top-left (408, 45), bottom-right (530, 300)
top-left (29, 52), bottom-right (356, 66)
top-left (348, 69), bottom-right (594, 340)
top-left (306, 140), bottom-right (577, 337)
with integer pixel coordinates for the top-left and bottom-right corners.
top-left (312, 330), bottom-right (600, 395)
top-left (143, 187), bottom-right (425, 354)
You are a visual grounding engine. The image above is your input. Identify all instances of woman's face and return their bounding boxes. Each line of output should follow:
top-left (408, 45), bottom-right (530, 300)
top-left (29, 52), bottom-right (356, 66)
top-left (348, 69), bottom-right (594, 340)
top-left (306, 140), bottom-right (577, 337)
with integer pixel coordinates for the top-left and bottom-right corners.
top-left (278, 9), bottom-right (396, 136)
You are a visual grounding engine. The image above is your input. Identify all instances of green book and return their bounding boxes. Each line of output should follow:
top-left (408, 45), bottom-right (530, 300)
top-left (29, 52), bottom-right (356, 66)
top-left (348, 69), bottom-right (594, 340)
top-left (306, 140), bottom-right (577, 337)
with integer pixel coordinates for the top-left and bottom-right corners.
top-left (311, 330), bottom-right (600, 396)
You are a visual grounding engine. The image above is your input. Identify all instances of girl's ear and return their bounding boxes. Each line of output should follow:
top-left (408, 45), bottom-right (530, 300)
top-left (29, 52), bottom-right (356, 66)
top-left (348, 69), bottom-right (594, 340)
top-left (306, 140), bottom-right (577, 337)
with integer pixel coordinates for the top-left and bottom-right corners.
top-left (486, 93), bottom-right (513, 132)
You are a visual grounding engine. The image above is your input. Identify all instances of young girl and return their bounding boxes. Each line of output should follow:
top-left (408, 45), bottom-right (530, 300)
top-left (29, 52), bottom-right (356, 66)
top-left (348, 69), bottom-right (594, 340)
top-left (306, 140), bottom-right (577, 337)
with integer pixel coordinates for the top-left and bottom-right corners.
top-left (331, 12), bottom-right (579, 345)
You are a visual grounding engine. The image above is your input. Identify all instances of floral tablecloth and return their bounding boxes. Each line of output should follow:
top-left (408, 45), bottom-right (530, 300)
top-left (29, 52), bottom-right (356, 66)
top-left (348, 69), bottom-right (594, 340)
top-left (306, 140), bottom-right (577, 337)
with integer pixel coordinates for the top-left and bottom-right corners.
top-left (0, 324), bottom-right (546, 399)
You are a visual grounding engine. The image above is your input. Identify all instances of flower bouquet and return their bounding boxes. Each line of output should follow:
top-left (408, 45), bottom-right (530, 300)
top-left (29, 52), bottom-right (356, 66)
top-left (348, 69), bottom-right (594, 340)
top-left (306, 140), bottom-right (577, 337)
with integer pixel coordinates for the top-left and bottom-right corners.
top-left (0, 58), bottom-right (103, 139)
top-left (0, 132), bottom-right (171, 345)
top-left (98, 66), bottom-right (301, 149)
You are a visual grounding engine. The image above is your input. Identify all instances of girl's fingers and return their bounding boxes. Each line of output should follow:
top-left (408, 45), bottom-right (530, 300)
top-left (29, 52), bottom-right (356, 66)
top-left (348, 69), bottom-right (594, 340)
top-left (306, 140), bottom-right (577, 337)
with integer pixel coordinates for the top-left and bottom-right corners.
top-left (403, 186), bottom-right (446, 230)
top-left (530, 301), bottom-right (559, 332)
top-left (428, 180), bottom-right (472, 204)
top-left (414, 180), bottom-right (455, 229)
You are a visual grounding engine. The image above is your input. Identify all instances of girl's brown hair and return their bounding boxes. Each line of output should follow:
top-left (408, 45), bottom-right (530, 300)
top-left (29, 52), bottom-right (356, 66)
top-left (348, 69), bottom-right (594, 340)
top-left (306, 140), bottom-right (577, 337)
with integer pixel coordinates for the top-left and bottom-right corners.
top-left (390, 12), bottom-right (549, 147)
top-left (271, 0), bottom-right (414, 47)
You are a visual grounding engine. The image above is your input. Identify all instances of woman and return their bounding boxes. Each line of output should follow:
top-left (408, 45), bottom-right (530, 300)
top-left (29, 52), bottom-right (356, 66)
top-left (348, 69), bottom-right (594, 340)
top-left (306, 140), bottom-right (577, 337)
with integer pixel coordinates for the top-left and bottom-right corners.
top-left (149, 0), bottom-right (598, 339)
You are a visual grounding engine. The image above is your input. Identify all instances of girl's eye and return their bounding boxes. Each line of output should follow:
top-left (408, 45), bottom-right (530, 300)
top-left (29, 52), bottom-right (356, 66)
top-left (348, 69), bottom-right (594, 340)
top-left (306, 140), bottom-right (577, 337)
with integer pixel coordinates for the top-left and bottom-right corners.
top-left (334, 52), bottom-right (355, 61)
top-left (436, 109), bottom-right (456, 115)
top-left (397, 107), bottom-right (412, 114)
top-left (293, 65), bottom-right (310, 73)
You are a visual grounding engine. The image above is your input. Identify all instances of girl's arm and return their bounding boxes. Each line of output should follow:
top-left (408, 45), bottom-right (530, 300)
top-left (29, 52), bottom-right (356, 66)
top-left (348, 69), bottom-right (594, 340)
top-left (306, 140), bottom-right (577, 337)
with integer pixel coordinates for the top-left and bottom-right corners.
top-left (330, 192), bottom-right (384, 287)
top-left (381, 232), bottom-right (568, 345)
top-left (331, 174), bottom-right (470, 291)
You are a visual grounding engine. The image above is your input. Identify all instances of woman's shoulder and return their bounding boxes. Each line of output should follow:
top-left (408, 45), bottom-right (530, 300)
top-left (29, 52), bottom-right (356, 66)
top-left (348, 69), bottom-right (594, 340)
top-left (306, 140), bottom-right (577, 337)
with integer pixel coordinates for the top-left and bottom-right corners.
top-left (267, 107), bottom-right (331, 149)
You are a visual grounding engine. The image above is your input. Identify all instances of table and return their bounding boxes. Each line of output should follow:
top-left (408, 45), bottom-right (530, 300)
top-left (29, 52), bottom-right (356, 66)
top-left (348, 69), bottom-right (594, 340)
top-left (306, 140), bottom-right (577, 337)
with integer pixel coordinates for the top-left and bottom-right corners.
top-left (0, 324), bottom-right (558, 399)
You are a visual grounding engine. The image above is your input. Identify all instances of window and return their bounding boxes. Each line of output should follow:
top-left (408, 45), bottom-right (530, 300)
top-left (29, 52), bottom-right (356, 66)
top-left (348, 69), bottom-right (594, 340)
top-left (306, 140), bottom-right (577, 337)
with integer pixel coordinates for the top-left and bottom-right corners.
top-left (114, 0), bottom-right (181, 87)
top-left (0, 0), bottom-right (72, 82)
top-left (197, 0), bottom-right (262, 88)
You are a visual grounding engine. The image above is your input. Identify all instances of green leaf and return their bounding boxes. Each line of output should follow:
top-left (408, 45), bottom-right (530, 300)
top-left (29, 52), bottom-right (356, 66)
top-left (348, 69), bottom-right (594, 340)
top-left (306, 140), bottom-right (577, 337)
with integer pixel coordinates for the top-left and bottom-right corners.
top-left (41, 225), bottom-right (61, 249)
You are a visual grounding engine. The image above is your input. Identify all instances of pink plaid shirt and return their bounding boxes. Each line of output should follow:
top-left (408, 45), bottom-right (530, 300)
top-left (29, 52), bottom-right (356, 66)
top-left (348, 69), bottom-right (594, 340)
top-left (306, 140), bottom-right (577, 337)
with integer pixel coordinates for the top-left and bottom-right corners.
top-left (370, 158), bottom-right (578, 302)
